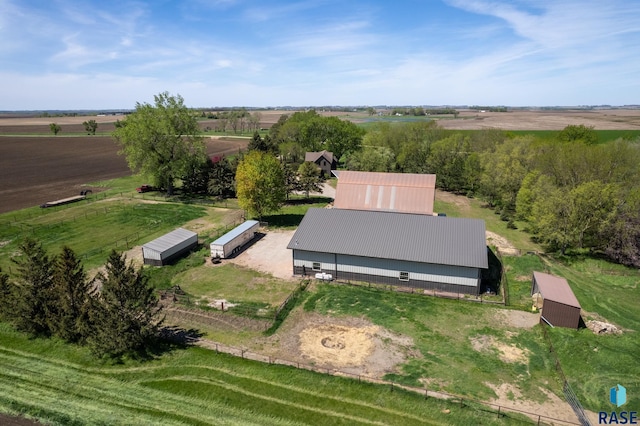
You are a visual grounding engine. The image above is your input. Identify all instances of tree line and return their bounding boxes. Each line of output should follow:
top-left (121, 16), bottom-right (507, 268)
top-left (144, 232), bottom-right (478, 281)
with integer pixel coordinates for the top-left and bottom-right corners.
top-left (347, 122), bottom-right (640, 265)
top-left (112, 92), bottom-right (640, 267)
top-left (0, 240), bottom-right (163, 360)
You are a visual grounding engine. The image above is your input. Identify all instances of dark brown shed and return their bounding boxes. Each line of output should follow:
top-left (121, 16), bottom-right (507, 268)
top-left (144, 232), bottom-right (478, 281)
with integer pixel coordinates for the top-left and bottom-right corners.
top-left (531, 271), bottom-right (582, 329)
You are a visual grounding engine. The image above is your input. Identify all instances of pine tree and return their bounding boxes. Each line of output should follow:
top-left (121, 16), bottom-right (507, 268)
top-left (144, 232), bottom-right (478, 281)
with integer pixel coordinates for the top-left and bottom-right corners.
top-left (88, 251), bottom-right (163, 358)
top-left (11, 238), bottom-right (55, 336)
top-left (0, 268), bottom-right (14, 322)
top-left (50, 246), bottom-right (95, 343)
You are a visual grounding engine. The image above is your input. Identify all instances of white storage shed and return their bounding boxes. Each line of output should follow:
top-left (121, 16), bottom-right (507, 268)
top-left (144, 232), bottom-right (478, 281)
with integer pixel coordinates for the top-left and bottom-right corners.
top-left (210, 220), bottom-right (260, 259)
top-left (142, 228), bottom-right (198, 266)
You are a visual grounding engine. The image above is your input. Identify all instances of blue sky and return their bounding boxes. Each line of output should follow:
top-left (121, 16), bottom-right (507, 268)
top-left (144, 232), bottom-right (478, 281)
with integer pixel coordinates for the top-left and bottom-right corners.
top-left (1, 0), bottom-right (639, 109)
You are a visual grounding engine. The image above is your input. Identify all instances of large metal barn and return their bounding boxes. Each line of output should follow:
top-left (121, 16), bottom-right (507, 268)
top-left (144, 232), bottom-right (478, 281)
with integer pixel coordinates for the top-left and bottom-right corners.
top-left (288, 208), bottom-right (488, 295)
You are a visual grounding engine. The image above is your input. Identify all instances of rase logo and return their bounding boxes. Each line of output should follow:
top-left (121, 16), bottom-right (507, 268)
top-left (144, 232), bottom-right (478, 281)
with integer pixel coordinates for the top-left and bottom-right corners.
top-left (599, 384), bottom-right (637, 425)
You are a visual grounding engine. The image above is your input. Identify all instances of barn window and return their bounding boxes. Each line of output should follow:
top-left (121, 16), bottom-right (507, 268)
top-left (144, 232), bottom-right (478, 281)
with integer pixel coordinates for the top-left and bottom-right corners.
top-left (399, 271), bottom-right (409, 281)
top-left (312, 262), bottom-right (321, 271)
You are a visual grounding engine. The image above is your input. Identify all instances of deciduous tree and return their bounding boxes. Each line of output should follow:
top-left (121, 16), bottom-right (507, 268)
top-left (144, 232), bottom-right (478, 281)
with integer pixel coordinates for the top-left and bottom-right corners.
top-left (49, 123), bottom-right (61, 135)
top-left (297, 161), bottom-right (322, 198)
top-left (236, 151), bottom-right (286, 220)
top-left (112, 92), bottom-right (205, 195)
top-left (83, 119), bottom-right (98, 135)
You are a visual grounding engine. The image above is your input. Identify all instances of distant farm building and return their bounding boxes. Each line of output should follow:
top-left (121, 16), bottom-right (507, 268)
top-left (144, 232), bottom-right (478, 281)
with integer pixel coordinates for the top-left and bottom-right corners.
top-left (142, 228), bottom-right (198, 266)
top-left (531, 271), bottom-right (582, 329)
top-left (287, 208), bottom-right (487, 295)
top-left (210, 220), bottom-right (260, 259)
top-left (305, 151), bottom-right (336, 176)
top-left (333, 171), bottom-right (436, 215)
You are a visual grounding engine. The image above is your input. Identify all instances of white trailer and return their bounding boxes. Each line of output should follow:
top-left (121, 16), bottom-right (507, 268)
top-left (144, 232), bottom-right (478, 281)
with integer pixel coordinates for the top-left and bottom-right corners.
top-left (210, 220), bottom-right (260, 258)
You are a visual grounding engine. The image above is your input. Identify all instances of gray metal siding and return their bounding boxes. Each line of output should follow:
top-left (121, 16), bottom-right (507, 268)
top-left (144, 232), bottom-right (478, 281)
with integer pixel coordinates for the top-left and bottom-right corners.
top-left (292, 250), bottom-right (480, 294)
top-left (336, 254), bottom-right (480, 287)
top-left (293, 250), bottom-right (336, 272)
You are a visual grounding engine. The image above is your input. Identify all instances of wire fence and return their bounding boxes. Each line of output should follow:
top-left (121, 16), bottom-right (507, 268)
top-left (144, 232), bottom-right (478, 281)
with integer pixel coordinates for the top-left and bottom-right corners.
top-left (330, 279), bottom-right (506, 305)
top-left (163, 333), bottom-right (582, 426)
top-left (540, 324), bottom-right (592, 426)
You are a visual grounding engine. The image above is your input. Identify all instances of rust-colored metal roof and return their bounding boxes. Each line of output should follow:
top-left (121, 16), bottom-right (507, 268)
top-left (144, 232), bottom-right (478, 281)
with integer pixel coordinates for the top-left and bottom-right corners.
top-left (533, 271), bottom-right (581, 308)
top-left (334, 171), bottom-right (436, 215)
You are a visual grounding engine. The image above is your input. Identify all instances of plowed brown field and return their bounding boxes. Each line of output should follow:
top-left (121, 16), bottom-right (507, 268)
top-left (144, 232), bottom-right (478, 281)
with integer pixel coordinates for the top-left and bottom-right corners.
top-left (0, 130), bottom-right (247, 213)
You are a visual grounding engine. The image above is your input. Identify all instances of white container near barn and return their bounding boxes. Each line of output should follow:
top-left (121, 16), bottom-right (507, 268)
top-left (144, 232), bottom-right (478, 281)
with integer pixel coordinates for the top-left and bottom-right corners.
top-left (210, 220), bottom-right (260, 259)
top-left (314, 272), bottom-right (333, 281)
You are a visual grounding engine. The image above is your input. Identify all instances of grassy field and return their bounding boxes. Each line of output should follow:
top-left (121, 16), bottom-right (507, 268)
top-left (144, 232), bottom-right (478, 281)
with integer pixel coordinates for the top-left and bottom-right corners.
top-left (433, 192), bottom-right (541, 253)
top-left (175, 263), bottom-right (298, 310)
top-left (262, 196), bottom-right (333, 228)
top-left (0, 323), bottom-right (527, 426)
top-left (304, 284), bottom-right (560, 403)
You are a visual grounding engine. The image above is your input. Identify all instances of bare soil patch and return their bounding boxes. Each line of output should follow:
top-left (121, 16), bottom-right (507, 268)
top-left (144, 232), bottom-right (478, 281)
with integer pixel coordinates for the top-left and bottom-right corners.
top-left (486, 382), bottom-right (580, 424)
top-left (493, 309), bottom-right (540, 328)
top-left (486, 230), bottom-right (520, 256)
top-left (435, 189), bottom-right (470, 213)
top-left (261, 311), bottom-right (415, 377)
top-left (470, 334), bottom-right (529, 364)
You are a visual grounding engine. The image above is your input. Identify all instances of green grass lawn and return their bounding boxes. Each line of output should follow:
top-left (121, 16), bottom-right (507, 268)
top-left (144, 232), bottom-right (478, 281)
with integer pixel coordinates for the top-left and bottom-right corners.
top-left (175, 263), bottom-right (298, 309)
top-left (304, 284), bottom-right (560, 403)
top-left (262, 196), bottom-right (333, 228)
top-left (0, 322), bottom-right (525, 426)
top-left (433, 192), bottom-right (540, 253)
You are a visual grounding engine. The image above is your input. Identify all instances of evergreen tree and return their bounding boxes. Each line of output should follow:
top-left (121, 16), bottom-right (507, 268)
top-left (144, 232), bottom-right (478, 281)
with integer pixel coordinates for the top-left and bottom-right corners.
top-left (50, 246), bottom-right (95, 343)
top-left (11, 238), bottom-right (55, 336)
top-left (0, 268), bottom-right (14, 322)
top-left (88, 251), bottom-right (163, 359)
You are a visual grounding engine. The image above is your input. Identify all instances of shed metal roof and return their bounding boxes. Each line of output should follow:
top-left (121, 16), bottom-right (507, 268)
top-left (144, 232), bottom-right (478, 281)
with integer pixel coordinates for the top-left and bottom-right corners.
top-left (211, 220), bottom-right (260, 246)
top-left (143, 228), bottom-right (197, 254)
top-left (287, 208), bottom-right (487, 269)
top-left (333, 171), bottom-right (436, 215)
top-left (533, 271), bottom-right (581, 308)
top-left (305, 151), bottom-right (334, 164)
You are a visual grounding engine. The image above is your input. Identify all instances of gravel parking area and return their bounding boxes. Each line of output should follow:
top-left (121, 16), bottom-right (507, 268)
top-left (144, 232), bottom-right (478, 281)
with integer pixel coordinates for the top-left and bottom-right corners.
top-left (228, 229), bottom-right (296, 280)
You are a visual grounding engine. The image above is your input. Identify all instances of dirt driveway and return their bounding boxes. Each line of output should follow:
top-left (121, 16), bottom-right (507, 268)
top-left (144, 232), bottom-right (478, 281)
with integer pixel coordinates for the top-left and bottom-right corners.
top-left (227, 229), bottom-right (296, 280)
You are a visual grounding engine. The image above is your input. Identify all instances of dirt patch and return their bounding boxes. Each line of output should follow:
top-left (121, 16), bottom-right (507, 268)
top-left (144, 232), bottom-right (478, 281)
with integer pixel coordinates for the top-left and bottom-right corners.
top-left (493, 309), bottom-right (540, 329)
top-left (470, 335), bottom-right (529, 364)
top-left (435, 189), bottom-right (470, 213)
top-left (261, 312), bottom-right (414, 378)
top-left (486, 382), bottom-right (580, 424)
top-left (486, 231), bottom-right (520, 256)
top-left (227, 230), bottom-right (296, 281)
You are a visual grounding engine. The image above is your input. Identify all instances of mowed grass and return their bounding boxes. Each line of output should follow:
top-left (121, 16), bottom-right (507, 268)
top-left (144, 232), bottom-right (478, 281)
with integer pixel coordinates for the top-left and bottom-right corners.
top-left (0, 200), bottom-right (209, 271)
top-left (303, 284), bottom-right (560, 404)
top-left (0, 323), bottom-right (521, 426)
top-left (262, 196), bottom-right (333, 228)
top-left (433, 191), bottom-right (541, 253)
top-left (175, 263), bottom-right (298, 308)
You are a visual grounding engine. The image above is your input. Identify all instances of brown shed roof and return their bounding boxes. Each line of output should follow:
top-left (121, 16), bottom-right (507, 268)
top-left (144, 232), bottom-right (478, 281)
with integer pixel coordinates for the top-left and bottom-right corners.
top-left (533, 271), bottom-right (581, 308)
top-left (305, 150), bottom-right (334, 164)
top-left (333, 171), bottom-right (436, 215)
